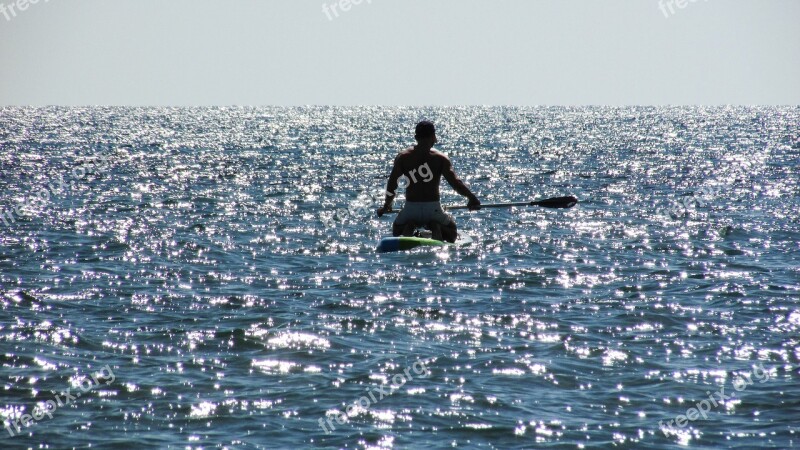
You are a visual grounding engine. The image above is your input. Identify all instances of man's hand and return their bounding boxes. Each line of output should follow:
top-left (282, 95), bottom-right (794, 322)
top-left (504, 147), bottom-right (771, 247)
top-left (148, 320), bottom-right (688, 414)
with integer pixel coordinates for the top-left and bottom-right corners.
top-left (467, 197), bottom-right (481, 211)
top-left (377, 206), bottom-right (393, 217)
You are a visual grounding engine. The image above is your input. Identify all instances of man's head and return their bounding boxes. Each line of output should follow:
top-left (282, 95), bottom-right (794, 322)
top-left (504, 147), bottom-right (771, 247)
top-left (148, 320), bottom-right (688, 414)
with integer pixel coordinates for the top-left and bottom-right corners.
top-left (415, 121), bottom-right (437, 146)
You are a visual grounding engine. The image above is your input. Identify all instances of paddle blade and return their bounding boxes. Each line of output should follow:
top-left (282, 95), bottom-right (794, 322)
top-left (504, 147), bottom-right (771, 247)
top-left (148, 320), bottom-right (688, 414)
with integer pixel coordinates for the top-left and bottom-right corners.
top-left (531, 196), bottom-right (579, 209)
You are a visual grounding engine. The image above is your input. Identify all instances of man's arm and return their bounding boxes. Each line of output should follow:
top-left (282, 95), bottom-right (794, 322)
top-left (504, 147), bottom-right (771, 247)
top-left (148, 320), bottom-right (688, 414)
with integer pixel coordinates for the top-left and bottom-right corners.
top-left (442, 157), bottom-right (480, 209)
top-left (377, 156), bottom-right (403, 216)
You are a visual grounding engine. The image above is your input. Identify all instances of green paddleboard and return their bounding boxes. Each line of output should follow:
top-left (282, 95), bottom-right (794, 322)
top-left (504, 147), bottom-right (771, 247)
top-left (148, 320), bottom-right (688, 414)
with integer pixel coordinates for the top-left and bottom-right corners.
top-left (377, 234), bottom-right (474, 253)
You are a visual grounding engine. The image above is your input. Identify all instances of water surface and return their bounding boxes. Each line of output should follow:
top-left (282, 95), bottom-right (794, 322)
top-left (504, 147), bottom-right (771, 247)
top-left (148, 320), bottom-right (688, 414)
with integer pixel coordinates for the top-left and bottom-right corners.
top-left (1, 106), bottom-right (799, 449)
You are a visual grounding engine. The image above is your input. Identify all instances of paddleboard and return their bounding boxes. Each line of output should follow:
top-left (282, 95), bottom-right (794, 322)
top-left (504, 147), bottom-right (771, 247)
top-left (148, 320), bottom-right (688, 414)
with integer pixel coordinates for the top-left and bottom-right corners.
top-left (377, 234), bottom-right (474, 253)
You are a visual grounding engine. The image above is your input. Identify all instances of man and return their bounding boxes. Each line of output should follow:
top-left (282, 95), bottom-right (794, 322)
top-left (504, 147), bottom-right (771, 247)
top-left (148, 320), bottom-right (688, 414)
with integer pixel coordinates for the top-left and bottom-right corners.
top-left (377, 121), bottom-right (480, 243)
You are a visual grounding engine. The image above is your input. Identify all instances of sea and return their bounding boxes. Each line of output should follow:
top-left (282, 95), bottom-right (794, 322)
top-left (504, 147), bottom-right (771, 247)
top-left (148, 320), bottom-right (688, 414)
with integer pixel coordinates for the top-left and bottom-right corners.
top-left (0, 106), bottom-right (798, 449)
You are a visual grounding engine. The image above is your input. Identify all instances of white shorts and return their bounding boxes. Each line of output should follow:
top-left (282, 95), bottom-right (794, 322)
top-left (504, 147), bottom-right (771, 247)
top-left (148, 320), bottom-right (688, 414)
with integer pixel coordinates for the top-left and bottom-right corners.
top-left (394, 202), bottom-right (454, 228)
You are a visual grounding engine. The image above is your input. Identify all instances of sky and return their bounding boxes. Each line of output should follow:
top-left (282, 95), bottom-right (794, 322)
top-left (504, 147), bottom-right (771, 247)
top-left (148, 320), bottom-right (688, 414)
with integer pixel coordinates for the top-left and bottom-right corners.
top-left (0, 0), bottom-right (798, 106)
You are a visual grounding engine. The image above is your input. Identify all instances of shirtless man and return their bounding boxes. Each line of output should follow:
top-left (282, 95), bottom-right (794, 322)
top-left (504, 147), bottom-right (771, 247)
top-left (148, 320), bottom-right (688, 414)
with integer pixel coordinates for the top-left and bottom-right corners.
top-left (376, 121), bottom-right (480, 243)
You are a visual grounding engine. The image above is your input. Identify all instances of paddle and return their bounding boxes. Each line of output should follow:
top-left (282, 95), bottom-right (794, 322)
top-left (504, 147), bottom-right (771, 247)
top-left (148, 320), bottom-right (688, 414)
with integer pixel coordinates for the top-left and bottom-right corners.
top-left (382, 196), bottom-right (578, 213)
top-left (448, 196), bottom-right (578, 210)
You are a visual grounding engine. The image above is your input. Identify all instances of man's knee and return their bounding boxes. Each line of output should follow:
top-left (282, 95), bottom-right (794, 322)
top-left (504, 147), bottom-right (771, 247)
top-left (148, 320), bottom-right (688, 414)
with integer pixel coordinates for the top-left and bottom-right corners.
top-left (394, 221), bottom-right (417, 237)
top-left (393, 223), bottom-right (409, 236)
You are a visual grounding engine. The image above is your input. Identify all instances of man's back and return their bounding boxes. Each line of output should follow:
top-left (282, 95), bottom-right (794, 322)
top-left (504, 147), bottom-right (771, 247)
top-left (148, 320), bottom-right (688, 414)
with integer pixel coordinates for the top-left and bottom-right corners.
top-left (393, 147), bottom-right (448, 202)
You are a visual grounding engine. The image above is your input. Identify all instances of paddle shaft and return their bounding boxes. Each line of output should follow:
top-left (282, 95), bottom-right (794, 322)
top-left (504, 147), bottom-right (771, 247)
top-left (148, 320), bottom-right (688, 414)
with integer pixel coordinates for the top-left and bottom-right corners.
top-left (447, 202), bottom-right (542, 210)
top-left (382, 196), bottom-right (578, 214)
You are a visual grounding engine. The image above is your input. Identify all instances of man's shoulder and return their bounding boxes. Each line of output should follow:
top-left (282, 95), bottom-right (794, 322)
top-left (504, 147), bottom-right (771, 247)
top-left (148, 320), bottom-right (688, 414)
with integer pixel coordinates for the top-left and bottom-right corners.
top-left (429, 149), bottom-right (451, 162)
top-left (395, 147), bottom-right (416, 159)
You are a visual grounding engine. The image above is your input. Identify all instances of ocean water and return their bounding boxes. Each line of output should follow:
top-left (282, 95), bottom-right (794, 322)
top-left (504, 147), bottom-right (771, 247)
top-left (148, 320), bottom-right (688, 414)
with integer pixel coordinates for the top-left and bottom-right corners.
top-left (0, 106), bottom-right (799, 449)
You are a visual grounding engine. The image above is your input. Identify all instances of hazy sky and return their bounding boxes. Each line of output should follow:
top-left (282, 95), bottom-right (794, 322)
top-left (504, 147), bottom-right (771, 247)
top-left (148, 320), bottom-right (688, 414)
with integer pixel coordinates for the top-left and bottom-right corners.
top-left (1, 0), bottom-right (798, 105)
